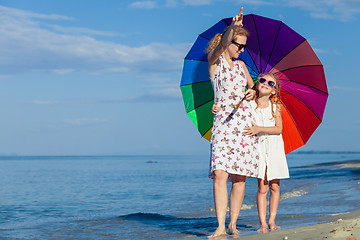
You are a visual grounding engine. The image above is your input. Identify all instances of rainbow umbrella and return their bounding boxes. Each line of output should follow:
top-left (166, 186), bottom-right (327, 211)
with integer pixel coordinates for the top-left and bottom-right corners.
top-left (180, 14), bottom-right (328, 154)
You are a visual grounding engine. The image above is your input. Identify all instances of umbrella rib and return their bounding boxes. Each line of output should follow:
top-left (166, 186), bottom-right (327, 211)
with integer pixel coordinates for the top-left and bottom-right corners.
top-left (278, 65), bottom-right (328, 95)
top-left (180, 80), bottom-right (211, 87)
top-left (199, 18), bottom-right (231, 40)
top-left (251, 14), bottom-right (263, 73)
top-left (268, 39), bottom-right (307, 72)
top-left (184, 58), bottom-right (208, 62)
top-left (186, 98), bottom-right (214, 114)
top-left (203, 125), bottom-right (213, 138)
top-left (280, 85), bottom-right (325, 122)
top-left (279, 92), bottom-right (306, 143)
top-left (243, 54), bottom-right (259, 76)
top-left (239, 14), bottom-right (260, 76)
top-left (264, 21), bottom-right (282, 73)
top-left (281, 80), bottom-right (328, 97)
top-left (277, 64), bottom-right (323, 73)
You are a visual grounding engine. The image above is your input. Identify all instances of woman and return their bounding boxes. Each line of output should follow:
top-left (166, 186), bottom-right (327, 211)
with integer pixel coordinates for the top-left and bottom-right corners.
top-left (207, 7), bottom-right (259, 238)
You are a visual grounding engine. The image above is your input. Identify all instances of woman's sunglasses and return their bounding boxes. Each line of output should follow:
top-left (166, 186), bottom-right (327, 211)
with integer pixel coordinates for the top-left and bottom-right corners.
top-left (231, 40), bottom-right (247, 51)
top-left (259, 78), bottom-right (276, 87)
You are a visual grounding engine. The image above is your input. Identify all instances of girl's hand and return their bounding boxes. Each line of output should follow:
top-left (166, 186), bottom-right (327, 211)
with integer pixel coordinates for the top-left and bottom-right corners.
top-left (245, 89), bottom-right (256, 100)
top-left (231, 7), bottom-right (244, 28)
top-left (212, 102), bottom-right (221, 114)
top-left (243, 121), bottom-right (260, 136)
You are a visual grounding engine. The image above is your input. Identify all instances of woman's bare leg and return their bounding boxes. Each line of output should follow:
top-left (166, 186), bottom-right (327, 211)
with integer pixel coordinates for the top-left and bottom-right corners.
top-left (269, 179), bottom-right (280, 231)
top-left (208, 170), bottom-right (229, 238)
top-left (257, 178), bottom-right (269, 233)
top-left (228, 174), bottom-right (246, 235)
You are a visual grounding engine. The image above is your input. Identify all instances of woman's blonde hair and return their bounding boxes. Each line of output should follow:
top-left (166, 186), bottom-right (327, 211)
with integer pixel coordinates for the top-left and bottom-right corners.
top-left (206, 26), bottom-right (249, 54)
top-left (255, 73), bottom-right (281, 119)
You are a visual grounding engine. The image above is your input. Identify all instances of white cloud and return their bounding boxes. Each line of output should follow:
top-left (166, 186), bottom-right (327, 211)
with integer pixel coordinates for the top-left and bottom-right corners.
top-left (47, 25), bottom-right (117, 37)
top-left (245, 0), bottom-right (360, 21)
top-left (329, 86), bottom-right (360, 91)
top-left (64, 118), bottom-right (107, 126)
top-left (182, 0), bottom-right (212, 5)
top-left (129, 1), bottom-right (158, 9)
top-left (100, 87), bottom-right (182, 103)
top-left (0, 6), bottom-right (189, 76)
top-left (129, 0), bottom-right (212, 8)
top-left (0, 6), bottom-right (74, 21)
top-left (32, 100), bottom-right (57, 105)
top-left (166, 0), bottom-right (180, 8)
top-left (52, 69), bottom-right (77, 75)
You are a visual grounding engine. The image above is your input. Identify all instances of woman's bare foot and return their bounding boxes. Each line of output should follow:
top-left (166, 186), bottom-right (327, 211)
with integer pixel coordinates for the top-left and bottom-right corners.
top-left (228, 224), bottom-right (240, 235)
top-left (207, 227), bottom-right (227, 239)
top-left (269, 223), bottom-right (280, 231)
top-left (257, 225), bottom-right (268, 233)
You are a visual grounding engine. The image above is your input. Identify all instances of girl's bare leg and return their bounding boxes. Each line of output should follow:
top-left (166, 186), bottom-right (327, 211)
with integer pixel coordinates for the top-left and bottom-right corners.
top-left (269, 179), bottom-right (281, 231)
top-left (208, 170), bottom-right (229, 238)
top-left (228, 174), bottom-right (246, 235)
top-left (257, 178), bottom-right (269, 233)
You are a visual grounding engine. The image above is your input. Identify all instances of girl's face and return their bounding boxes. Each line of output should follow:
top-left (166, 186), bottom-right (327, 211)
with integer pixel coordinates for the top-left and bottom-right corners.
top-left (258, 75), bottom-right (277, 96)
top-left (229, 35), bottom-right (247, 59)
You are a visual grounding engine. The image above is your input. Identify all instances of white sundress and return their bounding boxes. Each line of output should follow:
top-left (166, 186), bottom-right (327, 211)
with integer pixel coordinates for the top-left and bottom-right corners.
top-left (250, 100), bottom-right (289, 181)
top-left (209, 55), bottom-right (259, 178)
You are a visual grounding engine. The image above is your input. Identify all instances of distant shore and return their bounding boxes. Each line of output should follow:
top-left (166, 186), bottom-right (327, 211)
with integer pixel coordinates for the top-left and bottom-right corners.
top-left (235, 209), bottom-right (360, 240)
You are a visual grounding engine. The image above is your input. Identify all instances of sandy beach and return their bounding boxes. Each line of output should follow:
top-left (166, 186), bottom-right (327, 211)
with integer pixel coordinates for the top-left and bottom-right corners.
top-left (235, 160), bottom-right (360, 240)
top-left (232, 209), bottom-right (360, 240)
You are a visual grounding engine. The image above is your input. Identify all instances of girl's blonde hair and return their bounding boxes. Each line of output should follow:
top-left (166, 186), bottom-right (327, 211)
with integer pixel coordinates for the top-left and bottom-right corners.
top-left (255, 73), bottom-right (281, 119)
top-left (206, 26), bottom-right (249, 54)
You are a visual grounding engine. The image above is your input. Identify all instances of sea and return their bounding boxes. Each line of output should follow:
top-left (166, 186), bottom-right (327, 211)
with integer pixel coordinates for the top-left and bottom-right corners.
top-left (0, 152), bottom-right (359, 239)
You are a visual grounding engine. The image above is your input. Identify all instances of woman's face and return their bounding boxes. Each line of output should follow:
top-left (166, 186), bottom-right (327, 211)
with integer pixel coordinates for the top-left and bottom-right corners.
top-left (229, 35), bottom-right (247, 59)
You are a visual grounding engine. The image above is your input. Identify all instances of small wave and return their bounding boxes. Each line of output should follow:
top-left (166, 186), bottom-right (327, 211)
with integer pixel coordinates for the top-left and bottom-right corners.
top-left (119, 212), bottom-right (173, 221)
top-left (241, 203), bottom-right (257, 210)
top-left (280, 189), bottom-right (308, 201)
top-left (301, 159), bottom-right (360, 168)
top-left (117, 212), bottom-right (214, 237)
top-left (209, 203), bottom-right (256, 212)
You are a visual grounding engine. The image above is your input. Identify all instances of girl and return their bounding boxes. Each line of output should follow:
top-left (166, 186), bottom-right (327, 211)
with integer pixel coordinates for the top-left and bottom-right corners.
top-left (243, 73), bottom-right (289, 233)
top-left (207, 7), bottom-right (258, 238)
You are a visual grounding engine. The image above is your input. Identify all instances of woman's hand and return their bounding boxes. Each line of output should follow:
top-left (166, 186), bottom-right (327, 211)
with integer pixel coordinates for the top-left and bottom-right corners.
top-left (245, 88), bottom-right (256, 101)
top-left (212, 102), bottom-right (222, 114)
top-left (243, 121), bottom-right (260, 136)
top-left (231, 7), bottom-right (244, 28)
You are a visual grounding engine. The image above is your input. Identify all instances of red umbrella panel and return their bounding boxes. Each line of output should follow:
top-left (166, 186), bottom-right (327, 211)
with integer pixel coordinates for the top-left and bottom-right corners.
top-left (180, 14), bottom-right (328, 154)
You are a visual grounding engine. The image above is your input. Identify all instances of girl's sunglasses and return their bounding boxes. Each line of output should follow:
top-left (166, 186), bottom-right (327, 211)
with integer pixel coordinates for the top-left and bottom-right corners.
top-left (259, 78), bottom-right (276, 87)
top-left (231, 40), bottom-right (247, 51)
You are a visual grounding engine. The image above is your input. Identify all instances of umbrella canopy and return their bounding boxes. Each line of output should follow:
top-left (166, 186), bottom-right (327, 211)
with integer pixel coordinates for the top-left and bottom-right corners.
top-left (180, 14), bottom-right (328, 154)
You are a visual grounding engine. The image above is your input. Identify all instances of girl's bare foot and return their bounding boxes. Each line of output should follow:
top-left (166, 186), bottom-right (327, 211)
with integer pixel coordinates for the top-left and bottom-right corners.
top-left (228, 224), bottom-right (240, 235)
top-left (257, 225), bottom-right (268, 233)
top-left (207, 227), bottom-right (227, 239)
top-left (269, 223), bottom-right (280, 231)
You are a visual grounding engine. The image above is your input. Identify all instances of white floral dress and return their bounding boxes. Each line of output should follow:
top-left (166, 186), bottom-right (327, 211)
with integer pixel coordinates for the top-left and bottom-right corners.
top-left (210, 55), bottom-right (259, 178)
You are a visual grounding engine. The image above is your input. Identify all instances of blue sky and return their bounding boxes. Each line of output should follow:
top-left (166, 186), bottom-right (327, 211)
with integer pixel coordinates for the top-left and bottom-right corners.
top-left (0, 0), bottom-right (359, 155)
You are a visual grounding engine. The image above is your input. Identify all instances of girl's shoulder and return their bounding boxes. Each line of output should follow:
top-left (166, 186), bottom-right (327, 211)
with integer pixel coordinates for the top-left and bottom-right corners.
top-left (248, 99), bottom-right (257, 110)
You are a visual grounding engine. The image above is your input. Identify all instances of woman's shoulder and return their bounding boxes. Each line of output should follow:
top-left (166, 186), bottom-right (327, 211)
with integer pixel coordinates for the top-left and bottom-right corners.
top-left (235, 60), bottom-right (246, 71)
top-left (237, 59), bottom-right (245, 65)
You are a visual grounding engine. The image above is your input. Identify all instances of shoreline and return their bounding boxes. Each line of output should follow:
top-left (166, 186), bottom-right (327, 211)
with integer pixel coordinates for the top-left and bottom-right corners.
top-left (234, 208), bottom-right (360, 240)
